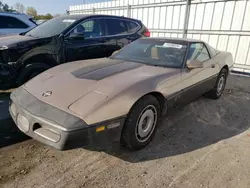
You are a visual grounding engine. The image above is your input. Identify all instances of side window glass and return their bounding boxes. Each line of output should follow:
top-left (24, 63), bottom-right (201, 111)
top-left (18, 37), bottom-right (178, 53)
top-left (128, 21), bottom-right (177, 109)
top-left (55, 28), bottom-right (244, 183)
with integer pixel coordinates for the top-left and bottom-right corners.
top-left (126, 21), bottom-right (139, 33)
top-left (187, 43), bottom-right (210, 62)
top-left (106, 19), bottom-right (128, 35)
top-left (70, 19), bottom-right (103, 39)
top-left (208, 44), bottom-right (219, 57)
top-left (0, 16), bottom-right (28, 29)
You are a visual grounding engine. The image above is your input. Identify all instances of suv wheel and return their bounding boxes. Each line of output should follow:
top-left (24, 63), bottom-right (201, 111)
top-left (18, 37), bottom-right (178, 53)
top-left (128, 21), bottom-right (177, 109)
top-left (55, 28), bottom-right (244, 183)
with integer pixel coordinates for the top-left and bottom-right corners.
top-left (17, 63), bottom-right (51, 86)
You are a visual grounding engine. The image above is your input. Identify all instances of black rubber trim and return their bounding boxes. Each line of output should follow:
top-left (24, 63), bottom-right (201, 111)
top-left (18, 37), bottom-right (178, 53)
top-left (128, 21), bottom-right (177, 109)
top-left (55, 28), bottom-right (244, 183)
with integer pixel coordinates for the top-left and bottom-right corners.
top-left (166, 73), bottom-right (218, 100)
top-left (231, 70), bottom-right (250, 77)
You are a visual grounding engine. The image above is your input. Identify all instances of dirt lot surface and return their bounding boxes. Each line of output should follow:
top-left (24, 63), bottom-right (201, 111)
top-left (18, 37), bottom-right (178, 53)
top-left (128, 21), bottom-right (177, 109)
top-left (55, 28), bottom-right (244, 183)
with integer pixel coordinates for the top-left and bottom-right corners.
top-left (1, 75), bottom-right (250, 188)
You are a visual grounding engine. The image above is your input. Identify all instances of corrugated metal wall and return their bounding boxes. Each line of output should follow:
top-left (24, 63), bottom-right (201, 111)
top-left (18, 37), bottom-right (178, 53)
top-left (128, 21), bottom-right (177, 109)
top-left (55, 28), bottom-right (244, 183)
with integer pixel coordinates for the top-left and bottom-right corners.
top-left (69, 0), bottom-right (250, 74)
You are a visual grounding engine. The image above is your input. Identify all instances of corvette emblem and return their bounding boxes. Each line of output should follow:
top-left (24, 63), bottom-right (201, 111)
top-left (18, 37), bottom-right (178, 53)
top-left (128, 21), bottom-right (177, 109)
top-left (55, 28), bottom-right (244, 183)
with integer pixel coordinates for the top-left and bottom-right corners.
top-left (42, 91), bottom-right (52, 97)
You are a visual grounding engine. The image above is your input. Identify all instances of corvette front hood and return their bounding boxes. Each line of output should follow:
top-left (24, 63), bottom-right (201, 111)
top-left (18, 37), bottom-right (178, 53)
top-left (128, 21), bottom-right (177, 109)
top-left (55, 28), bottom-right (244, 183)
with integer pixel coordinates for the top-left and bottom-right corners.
top-left (23, 58), bottom-right (179, 118)
top-left (23, 71), bottom-right (97, 113)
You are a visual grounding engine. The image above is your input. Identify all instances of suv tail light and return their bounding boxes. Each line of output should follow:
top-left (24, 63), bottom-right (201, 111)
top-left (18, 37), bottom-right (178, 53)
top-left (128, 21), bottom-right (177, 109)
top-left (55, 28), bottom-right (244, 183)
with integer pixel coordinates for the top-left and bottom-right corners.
top-left (143, 28), bottom-right (151, 37)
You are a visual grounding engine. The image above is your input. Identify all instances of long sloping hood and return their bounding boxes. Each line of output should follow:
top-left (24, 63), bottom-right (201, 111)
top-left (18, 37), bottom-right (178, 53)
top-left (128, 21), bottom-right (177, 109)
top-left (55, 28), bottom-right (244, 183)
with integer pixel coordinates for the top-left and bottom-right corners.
top-left (0, 34), bottom-right (35, 47)
top-left (23, 58), bottom-right (179, 114)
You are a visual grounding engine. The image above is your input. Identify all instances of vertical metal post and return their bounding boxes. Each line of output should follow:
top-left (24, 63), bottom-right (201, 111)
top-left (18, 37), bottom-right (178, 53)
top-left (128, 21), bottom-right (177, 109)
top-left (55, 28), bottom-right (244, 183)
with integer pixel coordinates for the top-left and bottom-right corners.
top-left (245, 41), bottom-right (250, 65)
top-left (177, 5), bottom-right (181, 29)
top-left (158, 7), bottom-right (161, 29)
top-left (241, 0), bottom-right (248, 30)
top-left (152, 7), bottom-right (155, 28)
top-left (192, 4), bottom-right (197, 30)
top-left (233, 0), bottom-right (248, 63)
top-left (208, 2), bottom-right (216, 43)
top-left (183, 0), bottom-right (191, 38)
top-left (127, 4), bottom-right (131, 18)
top-left (171, 5), bottom-right (175, 30)
top-left (163, 6), bottom-right (167, 31)
top-left (201, 3), bottom-right (206, 30)
top-left (92, 7), bottom-right (95, 14)
top-left (229, 1), bottom-right (236, 30)
top-left (225, 35), bottom-right (230, 51)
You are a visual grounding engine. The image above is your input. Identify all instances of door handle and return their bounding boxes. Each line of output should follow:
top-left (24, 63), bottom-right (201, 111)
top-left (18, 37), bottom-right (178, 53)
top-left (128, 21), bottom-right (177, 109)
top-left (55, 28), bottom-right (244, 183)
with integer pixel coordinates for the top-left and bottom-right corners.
top-left (211, 64), bottom-right (215, 68)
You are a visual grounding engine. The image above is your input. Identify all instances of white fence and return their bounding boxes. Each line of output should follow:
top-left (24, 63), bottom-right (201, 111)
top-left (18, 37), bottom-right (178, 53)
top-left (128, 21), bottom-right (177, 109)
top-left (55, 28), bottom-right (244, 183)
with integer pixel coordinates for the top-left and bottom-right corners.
top-left (69, 0), bottom-right (250, 74)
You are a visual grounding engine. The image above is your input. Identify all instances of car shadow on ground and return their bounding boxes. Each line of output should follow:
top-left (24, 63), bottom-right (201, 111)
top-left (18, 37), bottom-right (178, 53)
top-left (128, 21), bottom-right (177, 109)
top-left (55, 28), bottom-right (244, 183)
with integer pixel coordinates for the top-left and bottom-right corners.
top-left (84, 87), bottom-right (250, 163)
top-left (0, 92), bottom-right (30, 148)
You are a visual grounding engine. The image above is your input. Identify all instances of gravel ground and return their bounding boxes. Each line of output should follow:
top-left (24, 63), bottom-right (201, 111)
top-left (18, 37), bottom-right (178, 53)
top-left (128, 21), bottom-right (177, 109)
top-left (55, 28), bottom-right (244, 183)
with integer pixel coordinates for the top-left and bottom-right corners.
top-left (0, 75), bottom-right (250, 188)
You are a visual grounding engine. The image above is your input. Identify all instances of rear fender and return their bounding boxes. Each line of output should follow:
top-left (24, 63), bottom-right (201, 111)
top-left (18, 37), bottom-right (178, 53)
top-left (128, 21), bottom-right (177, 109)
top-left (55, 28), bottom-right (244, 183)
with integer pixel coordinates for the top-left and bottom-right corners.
top-left (216, 51), bottom-right (234, 69)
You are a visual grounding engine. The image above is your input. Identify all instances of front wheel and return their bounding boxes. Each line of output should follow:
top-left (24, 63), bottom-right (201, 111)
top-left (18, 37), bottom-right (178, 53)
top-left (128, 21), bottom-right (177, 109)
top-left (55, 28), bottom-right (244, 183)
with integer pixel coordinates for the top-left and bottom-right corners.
top-left (205, 68), bottom-right (228, 99)
top-left (121, 95), bottom-right (160, 150)
top-left (17, 63), bottom-right (51, 86)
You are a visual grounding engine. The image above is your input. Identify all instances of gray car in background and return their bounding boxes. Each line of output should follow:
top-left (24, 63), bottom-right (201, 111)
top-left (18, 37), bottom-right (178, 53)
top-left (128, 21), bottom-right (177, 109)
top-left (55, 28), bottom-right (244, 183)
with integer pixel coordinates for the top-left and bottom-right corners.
top-left (0, 12), bottom-right (37, 36)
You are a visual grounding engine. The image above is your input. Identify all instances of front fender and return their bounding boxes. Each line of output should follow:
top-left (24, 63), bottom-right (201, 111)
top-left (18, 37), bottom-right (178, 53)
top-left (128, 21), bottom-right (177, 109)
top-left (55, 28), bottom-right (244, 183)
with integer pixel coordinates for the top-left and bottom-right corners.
top-left (82, 78), bottom-right (163, 125)
top-left (14, 36), bottom-right (63, 69)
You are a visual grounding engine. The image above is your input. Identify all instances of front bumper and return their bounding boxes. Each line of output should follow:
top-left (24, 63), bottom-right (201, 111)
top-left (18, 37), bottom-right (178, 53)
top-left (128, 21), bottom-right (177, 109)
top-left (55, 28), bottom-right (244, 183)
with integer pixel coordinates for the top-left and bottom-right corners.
top-left (10, 87), bottom-right (125, 150)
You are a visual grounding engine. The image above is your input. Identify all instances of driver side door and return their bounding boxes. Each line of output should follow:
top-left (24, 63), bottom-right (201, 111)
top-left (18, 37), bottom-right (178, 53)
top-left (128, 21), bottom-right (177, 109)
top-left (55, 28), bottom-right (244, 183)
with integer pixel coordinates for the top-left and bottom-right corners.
top-left (176, 42), bottom-right (219, 106)
top-left (64, 18), bottom-right (106, 62)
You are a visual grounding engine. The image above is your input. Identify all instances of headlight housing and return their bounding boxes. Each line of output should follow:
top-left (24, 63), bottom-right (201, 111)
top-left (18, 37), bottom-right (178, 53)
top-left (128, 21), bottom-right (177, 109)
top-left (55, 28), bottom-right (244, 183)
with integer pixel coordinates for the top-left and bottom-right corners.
top-left (0, 46), bottom-right (8, 50)
top-left (17, 114), bottom-right (29, 132)
top-left (10, 102), bottom-right (17, 117)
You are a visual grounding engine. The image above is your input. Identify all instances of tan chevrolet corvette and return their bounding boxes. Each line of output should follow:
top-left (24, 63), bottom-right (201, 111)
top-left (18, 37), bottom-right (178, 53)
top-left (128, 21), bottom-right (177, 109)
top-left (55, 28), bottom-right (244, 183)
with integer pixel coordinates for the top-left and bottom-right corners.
top-left (9, 38), bottom-right (234, 150)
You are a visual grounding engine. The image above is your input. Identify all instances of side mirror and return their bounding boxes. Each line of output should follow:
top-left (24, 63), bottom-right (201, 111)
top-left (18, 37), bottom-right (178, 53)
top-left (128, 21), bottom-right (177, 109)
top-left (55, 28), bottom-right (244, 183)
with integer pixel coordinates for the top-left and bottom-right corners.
top-left (69, 32), bottom-right (85, 40)
top-left (186, 60), bottom-right (203, 69)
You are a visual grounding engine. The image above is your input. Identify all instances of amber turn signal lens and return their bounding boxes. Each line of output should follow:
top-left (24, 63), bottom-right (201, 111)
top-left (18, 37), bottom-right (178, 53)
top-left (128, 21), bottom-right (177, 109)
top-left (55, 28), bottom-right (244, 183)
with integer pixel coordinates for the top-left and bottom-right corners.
top-left (96, 126), bottom-right (105, 132)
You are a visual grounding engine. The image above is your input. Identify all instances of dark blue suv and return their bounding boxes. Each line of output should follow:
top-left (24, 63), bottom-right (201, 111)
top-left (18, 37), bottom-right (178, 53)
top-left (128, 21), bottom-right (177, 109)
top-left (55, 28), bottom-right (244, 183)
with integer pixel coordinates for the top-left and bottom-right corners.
top-left (0, 14), bottom-right (150, 89)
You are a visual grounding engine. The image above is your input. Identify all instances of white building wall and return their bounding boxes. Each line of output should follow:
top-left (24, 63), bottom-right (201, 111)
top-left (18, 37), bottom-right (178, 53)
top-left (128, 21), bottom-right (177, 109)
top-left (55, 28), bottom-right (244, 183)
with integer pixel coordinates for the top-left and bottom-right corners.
top-left (69, 0), bottom-right (250, 73)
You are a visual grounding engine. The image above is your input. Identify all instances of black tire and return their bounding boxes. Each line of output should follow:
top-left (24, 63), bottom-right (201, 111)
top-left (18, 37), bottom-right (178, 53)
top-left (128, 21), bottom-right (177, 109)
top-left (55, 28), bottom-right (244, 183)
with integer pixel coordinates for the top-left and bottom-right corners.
top-left (17, 63), bottom-right (51, 86)
top-left (206, 68), bottom-right (228, 99)
top-left (121, 95), bottom-right (160, 150)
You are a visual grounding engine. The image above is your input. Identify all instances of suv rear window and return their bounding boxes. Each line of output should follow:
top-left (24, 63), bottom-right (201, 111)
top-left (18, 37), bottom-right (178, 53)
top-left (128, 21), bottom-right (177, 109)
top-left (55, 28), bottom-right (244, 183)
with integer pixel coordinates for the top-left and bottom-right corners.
top-left (105, 18), bottom-right (128, 35)
top-left (0, 16), bottom-right (28, 29)
top-left (126, 21), bottom-right (140, 33)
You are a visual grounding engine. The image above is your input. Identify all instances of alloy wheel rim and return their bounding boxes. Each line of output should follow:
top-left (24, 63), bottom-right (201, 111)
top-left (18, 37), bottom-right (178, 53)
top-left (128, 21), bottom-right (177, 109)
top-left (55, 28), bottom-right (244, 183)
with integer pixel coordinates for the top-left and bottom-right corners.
top-left (135, 105), bottom-right (157, 143)
top-left (217, 75), bottom-right (225, 95)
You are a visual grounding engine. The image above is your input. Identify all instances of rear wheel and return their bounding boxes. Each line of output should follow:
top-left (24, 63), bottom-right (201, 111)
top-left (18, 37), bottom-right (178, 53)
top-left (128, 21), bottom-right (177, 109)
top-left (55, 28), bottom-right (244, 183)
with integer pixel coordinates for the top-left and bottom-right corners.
top-left (206, 68), bottom-right (228, 99)
top-left (121, 95), bottom-right (160, 150)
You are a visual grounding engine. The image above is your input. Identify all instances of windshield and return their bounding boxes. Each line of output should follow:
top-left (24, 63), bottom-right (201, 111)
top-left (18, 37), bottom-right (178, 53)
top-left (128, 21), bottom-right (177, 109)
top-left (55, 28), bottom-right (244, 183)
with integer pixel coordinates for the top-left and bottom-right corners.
top-left (25, 17), bottom-right (76, 38)
top-left (111, 39), bottom-right (187, 68)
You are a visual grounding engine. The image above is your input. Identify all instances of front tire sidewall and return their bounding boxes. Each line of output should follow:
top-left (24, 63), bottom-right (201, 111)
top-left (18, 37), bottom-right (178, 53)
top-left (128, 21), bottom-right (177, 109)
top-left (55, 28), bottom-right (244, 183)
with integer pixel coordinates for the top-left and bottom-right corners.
top-left (205, 68), bottom-right (228, 99)
top-left (122, 96), bottom-right (160, 150)
top-left (215, 70), bottom-right (227, 98)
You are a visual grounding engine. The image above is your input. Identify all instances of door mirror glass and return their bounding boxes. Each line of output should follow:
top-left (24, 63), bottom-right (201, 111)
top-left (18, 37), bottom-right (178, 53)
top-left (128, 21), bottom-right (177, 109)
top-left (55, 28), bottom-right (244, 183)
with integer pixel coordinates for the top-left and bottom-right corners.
top-left (186, 60), bottom-right (204, 69)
